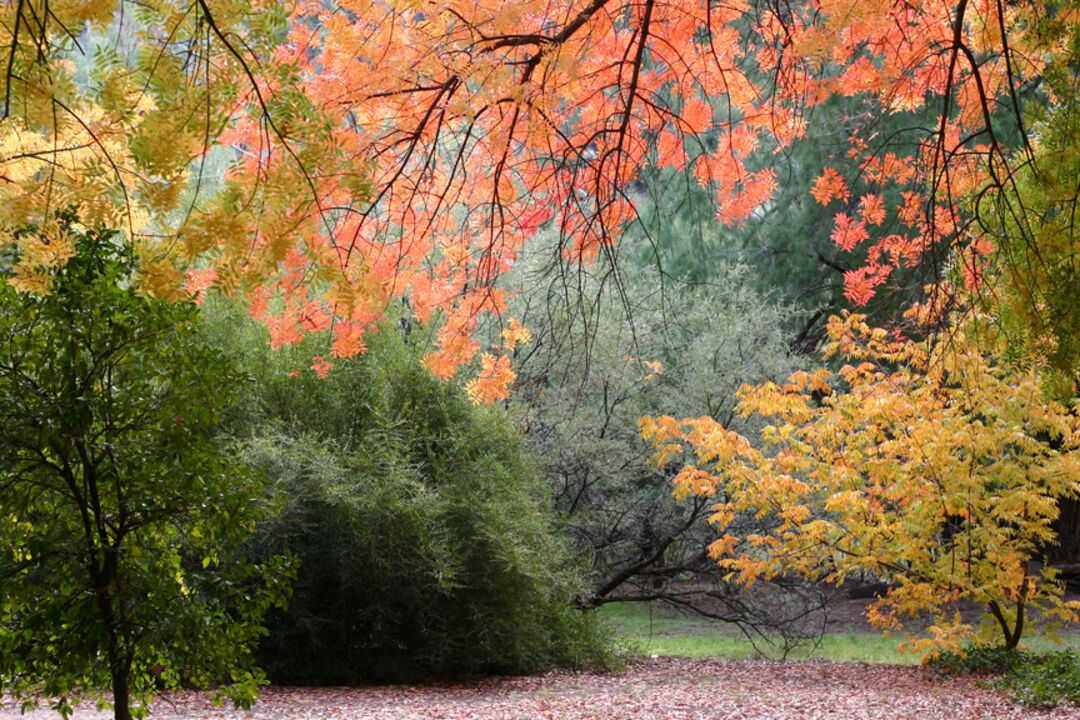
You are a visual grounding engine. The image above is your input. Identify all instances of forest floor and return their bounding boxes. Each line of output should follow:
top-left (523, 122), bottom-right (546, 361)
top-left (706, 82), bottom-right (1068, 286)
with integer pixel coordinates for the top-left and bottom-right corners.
top-left (5, 596), bottom-right (1079, 719)
top-left (2, 657), bottom-right (1078, 720)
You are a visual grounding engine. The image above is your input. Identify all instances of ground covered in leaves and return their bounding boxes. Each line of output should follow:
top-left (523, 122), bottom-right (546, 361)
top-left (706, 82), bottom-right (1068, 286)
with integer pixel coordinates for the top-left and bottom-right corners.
top-left (3, 657), bottom-right (1077, 720)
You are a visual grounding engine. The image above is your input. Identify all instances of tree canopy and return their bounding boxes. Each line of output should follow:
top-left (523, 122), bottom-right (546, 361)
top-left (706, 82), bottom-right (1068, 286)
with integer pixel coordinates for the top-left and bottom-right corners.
top-left (2, 0), bottom-right (1073, 386)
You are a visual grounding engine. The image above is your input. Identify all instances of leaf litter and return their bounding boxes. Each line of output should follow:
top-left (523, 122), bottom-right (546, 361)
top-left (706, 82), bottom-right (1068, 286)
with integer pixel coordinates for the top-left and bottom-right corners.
top-left (2, 657), bottom-right (1075, 719)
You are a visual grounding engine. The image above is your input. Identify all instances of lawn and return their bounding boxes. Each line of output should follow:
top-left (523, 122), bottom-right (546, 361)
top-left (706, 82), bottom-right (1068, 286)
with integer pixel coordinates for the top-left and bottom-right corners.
top-left (600, 602), bottom-right (1080, 664)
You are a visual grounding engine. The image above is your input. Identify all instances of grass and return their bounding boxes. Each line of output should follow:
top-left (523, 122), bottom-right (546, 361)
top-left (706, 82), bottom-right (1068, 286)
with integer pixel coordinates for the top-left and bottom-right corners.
top-left (600, 602), bottom-right (1080, 665)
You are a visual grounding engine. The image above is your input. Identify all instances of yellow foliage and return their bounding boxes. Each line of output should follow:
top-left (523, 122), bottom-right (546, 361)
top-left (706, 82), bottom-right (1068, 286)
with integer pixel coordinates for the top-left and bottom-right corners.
top-left (643, 310), bottom-right (1080, 654)
top-left (501, 318), bottom-right (532, 352)
top-left (465, 353), bottom-right (516, 405)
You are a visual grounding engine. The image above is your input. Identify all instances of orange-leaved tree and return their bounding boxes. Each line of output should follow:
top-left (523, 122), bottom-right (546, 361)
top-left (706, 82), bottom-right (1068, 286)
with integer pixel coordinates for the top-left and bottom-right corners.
top-left (2, 0), bottom-right (1074, 391)
top-left (641, 310), bottom-right (1080, 654)
top-left (238, 0), bottom-right (1064, 388)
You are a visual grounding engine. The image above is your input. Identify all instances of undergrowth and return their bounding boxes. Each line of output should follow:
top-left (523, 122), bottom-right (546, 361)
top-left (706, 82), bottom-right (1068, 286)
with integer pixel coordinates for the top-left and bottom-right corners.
top-left (931, 646), bottom-right (1080, 708)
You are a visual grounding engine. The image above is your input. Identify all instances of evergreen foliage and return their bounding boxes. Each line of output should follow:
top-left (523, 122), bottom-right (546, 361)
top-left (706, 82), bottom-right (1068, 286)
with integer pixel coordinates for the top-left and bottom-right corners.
top-left (209, 307), bottom-right (615, 684)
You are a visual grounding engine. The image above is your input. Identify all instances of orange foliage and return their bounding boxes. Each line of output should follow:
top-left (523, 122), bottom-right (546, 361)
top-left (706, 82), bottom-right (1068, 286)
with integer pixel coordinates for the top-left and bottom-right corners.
top-left (811, 167), bottom-right (851, 206)
top-left (216, 0), bottom-right (1038, 382)
top-left (2, 0), bottom-right (1054, 392)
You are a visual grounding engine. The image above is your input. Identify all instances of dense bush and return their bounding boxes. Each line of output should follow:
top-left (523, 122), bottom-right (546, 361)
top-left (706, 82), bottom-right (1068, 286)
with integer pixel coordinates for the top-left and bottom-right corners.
top-left (208, 306), bottom-right (615, 684)
top-left (1003, 651), bottom-right (1080, 707)
top-left (929, 645), bottom-right (1028, 677)
top-left (931, 645), bottom-right (1080, 708)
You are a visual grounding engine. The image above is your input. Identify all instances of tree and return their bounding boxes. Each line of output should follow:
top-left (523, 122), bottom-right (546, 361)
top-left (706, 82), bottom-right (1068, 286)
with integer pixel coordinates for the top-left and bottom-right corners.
top-left (2, 0), bottom-right (1066, 388)
top-left (619, 93), bottom-right (940, 335)
top-left (642, 310), bottom-right (1080, 654)
top-left (0, 219), bottom-right (291, 720)
top-left (234, 0), bottom-right (1057, 376)
top-left (505, 258), bottom-right (837, 649)
top-left (0, 0), bottom-right (361, 297)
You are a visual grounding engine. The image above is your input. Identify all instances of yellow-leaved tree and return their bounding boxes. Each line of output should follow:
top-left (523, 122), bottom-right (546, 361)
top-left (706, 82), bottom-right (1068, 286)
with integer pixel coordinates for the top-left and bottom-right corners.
top-left (641, 310), bottom-right (1080, 655)
top-left (0, 0), bottom-right (360, 299)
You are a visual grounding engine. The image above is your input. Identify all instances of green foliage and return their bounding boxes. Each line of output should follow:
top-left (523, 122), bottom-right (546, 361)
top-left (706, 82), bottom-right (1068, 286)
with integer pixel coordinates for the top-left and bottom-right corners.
top-left (929, 645), bottom-right (1029, 677)
top-left (210, 306), bottom-right (615, 684)
top-left (0, 221), bottom-right (291, 720)
top-left (625, 96), bottom-right (934, 322)
top-left (1001, 651), bottom-right (1080, 708)
top-left (933, 645), bottom-right (1080, 709)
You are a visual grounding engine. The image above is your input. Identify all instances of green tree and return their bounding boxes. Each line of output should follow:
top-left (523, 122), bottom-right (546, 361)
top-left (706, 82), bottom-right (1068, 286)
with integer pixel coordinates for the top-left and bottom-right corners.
top-left (623, 95), bottom-right (938, 336)
top-left (0, 220), bottom-right (291, 720)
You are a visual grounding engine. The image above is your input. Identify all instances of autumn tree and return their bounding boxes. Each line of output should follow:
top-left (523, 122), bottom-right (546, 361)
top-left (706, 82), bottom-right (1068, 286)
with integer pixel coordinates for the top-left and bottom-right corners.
top-left (0, 220), bottom-right (291, 720)
top-left (0, 0), bottom-right (363, 298)
top-left (1, 0), bottom-right (1067, 394)
top-left (243, 0), bottom-right (1063, 379)
top-left (642, 310), bottom-right (1080, 653)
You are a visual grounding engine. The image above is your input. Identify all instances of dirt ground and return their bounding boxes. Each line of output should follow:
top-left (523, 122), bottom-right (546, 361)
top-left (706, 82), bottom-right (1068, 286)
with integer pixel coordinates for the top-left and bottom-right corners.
top-left (2, 657), bottom-right (1077, 720)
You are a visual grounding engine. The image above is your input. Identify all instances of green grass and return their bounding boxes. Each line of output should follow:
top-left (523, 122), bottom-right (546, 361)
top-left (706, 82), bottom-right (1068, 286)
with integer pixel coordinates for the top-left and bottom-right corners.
top-left (600, 602), bottom-right (1080, 665)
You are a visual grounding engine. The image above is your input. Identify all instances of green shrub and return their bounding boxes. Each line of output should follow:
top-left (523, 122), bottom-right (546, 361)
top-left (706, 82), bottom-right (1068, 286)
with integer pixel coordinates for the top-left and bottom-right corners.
top-left (930, 644), bottom-right (1080, 708)
top-left (929, 645), bottom-right (1029, 677)
top-left (210, 306), bottom-right (616, 684)
top-left (1000, 651), bottom-right (1080, 708)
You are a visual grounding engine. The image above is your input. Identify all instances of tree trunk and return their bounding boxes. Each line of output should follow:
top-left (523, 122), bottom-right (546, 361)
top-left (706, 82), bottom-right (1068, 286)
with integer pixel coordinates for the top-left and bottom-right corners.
top-left (91, 548), bottom-right (131, 720)
top-left (111, 664), bottom-right (131, 720)
top-left (1007, 586), bottom-right (1026, 650)
top-left (988, 591), bottom-right (1025, 649)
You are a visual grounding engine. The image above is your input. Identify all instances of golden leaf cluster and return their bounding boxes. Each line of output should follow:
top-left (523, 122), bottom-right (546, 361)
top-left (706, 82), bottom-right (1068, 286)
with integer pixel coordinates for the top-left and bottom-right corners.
top-left (643, 312), bottom-right (1080, 654)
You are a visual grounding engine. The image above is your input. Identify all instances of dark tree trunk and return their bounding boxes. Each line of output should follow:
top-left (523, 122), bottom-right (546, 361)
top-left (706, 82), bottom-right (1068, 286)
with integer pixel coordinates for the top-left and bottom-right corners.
top-left (111, 664), bottom-right (131, 720)
top-left (91, 546), bottom-right (131, 720)
top-left (988, 592), bottom-right (1025, 649)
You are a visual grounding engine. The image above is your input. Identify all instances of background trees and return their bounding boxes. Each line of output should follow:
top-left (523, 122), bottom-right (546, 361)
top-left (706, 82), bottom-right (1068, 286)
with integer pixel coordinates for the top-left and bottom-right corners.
top-left (499, 243), bottom-right (811, 608)
top-left (0, 221), bottom-right (290, 720)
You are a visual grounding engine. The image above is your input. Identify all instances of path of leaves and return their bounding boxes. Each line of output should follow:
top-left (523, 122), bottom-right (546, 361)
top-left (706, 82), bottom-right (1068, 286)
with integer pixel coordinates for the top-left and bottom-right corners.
top-left (3, 658), bottom-right (1076, 720)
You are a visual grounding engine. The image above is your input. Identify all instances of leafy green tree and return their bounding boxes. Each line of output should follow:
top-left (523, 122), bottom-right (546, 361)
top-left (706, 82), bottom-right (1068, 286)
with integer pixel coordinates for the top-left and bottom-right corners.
top-left (0, 220), bottom-right (291, 720)
top-left (623, 96), bottom-right (939, 337)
